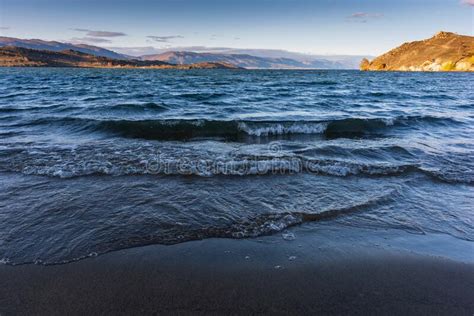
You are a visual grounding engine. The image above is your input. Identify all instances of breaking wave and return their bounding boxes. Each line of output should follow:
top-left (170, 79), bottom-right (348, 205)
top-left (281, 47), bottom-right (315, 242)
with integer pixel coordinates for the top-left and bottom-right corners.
top-left (17, 115), bottom-right (460, 141)
top-left (1, 143), bottom-right (471, 183)
top-left (3, 191), bottom-right (392, 266)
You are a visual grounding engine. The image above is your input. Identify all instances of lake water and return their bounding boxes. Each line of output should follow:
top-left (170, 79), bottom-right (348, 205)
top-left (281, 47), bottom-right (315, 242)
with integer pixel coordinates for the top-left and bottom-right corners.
top-left (0, 68), bottom-right (472, 264)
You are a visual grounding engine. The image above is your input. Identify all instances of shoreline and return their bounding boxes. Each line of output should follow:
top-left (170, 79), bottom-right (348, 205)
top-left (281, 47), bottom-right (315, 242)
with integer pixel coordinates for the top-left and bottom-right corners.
top-left (1, 224), bottom-right (473, 315)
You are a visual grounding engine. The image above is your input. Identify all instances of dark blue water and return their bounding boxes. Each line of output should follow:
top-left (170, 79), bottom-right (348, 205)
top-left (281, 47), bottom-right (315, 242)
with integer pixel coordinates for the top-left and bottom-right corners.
top-left (0, 68), bottom-right (473, 265)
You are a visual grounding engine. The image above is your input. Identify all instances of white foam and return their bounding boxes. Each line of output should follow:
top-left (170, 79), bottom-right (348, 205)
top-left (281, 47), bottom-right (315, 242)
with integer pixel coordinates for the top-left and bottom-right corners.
top-left (0, 142), bottom-right (435, 180)
top-left (230, 214), bottom-right (302, 239)
top-left (0, 258), bottom-right (10, 265)
top-left (382, 117), bottom-right (396, 126)
top-left (238, 122), bottom-right (327, 136)
top-left (282, 231), bottom-right (296, 241)
top-left (10, 156), bottom-right (415, 178)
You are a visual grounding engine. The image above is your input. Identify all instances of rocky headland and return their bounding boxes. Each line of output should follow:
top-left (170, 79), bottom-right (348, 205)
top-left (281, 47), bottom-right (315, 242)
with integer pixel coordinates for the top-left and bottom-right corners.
top-left (360, 31), bottom-right (474, 72)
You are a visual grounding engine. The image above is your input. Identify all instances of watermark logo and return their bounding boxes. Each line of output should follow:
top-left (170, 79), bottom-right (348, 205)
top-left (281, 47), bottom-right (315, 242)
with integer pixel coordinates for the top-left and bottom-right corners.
top-left (137, 141), bottom-right (307, 176)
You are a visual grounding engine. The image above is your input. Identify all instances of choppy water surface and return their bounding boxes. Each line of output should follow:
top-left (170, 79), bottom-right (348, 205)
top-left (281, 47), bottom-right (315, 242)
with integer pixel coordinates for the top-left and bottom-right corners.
top-left (0, 68), bottom-right (473, 264)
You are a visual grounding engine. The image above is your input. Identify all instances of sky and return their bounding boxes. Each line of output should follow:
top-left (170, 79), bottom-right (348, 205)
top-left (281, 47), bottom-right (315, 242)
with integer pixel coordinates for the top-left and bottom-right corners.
top-left (0, 0), bottom-right (472, 56)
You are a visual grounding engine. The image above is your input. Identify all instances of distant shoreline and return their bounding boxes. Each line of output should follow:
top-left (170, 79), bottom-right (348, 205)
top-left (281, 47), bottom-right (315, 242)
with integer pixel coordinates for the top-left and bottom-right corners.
top-left (0, 46), bottom-right (241, 70)
top-left (0, 66), bottom-right (356, 70)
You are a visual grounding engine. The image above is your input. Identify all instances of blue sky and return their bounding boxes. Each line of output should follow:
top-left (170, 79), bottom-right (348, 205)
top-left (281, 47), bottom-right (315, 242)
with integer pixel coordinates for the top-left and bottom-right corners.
top-left (0, 0), bottom-right (472, 55)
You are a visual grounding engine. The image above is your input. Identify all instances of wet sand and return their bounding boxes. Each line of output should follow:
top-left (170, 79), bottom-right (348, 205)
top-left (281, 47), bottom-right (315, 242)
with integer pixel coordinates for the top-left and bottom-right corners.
top-left (1, 224), bottom-right (473, 315)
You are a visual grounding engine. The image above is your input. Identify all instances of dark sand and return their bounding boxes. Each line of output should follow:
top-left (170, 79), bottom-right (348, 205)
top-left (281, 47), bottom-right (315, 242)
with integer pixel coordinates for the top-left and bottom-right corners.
top-left (1, 224), bottom-right (473, 315)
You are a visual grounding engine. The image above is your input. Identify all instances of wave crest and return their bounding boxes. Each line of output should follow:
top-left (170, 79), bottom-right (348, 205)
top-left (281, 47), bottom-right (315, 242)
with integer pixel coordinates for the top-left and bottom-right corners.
top-left (15, 115), bottom-right (458, 141)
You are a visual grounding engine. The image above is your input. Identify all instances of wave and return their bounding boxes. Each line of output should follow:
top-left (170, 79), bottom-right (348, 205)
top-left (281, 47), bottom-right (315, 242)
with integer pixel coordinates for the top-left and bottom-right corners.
top-left (0, 104), bottom-right (68, 113)
top-left (292, 80), bottom-right (339, 86)
top-left (98, 116), bottom-right (460, 140)
top-left (0, 102), bottom-right (169, 114)
top-left (179, 92), bottom-right (227, 101)
top-left (17, 115), bottom-right (460, 141)
top-left (2, 192), bottom-right (391, 266)
top-left (264, 80), bottom-right (338, 87)
top-left (364, 91), bottom-right (405, 98)
top-left (0, 146), bottom-right (415, 178)
top-left (229, 191), bottom-right (393, 239)
top-left (0, 92), bottom-right (29, 99)
top-left (2, 143), bottom-right (471, 183)
top-left (110, 102), bottom-right (169, 112)
top-left (100, 119), bottom-right (242, 140)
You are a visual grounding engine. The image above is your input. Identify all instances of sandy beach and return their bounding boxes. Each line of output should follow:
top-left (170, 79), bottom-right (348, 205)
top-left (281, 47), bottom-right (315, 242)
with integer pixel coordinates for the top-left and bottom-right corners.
top-left (1, 224), bottom-right (473, 315)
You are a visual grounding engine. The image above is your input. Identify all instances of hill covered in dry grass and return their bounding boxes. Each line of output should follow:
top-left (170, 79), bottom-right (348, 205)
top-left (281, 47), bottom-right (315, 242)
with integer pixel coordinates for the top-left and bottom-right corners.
top-left (360, 32), bottom-right (474, 72)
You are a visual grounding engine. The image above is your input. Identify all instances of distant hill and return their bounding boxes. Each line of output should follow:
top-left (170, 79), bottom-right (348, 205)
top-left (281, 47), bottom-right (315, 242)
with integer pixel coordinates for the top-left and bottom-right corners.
top-left (189, 49), bottom-right (369, 69)
top-left (360, 31), bottom-right (474, 72)
top-left (0, 36), bottom-right (130, 60)
top-left (0, 46), bottom-right (240, 69)
top-left (120, 46), bottom-right (371, 69)
top-left (0, 36), bottom-right (369, 69)
top-left (141, 51), bottom-right (349, 69)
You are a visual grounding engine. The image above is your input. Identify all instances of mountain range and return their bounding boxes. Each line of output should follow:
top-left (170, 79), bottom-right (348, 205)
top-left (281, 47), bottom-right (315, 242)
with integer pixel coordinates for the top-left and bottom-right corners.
top-left (0, 46), bottom-right (239, 69)
top-left (0, 36), bottom-right (368, 69)
top-left (0, 37), bottom-right (129, 60)
top-left (141, 51), bottom-right (350, 69)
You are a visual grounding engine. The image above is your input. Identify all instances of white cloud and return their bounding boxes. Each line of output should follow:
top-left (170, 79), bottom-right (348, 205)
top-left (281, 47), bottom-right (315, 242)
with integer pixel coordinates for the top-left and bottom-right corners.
top-left (70, 37), bottom-right (112, 44)
top-left (347, 12), bottom-right (384, 23)
top-left (147, 35), bottom-right (184, 43)
top-left (72, 29), bottom-right (126, 37)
